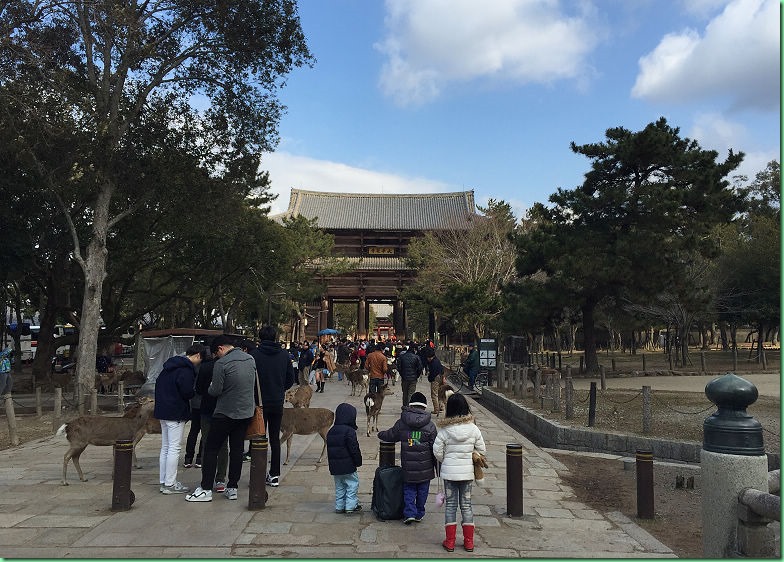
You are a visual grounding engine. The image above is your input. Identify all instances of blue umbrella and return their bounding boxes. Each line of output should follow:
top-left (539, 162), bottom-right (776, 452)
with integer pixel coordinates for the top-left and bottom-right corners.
top-left (318, 328), bottom-right (340, 336)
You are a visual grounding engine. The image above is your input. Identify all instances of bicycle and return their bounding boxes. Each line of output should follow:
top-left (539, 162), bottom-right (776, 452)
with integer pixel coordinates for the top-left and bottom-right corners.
top-left (447, 366), bottom-right (490, 395)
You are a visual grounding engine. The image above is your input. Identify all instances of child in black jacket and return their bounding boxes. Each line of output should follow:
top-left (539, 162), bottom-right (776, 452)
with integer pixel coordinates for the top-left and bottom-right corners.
top-left (377, 391), bottom-right (437, 523)
top-left (326, 403), bottom-right (363, 514)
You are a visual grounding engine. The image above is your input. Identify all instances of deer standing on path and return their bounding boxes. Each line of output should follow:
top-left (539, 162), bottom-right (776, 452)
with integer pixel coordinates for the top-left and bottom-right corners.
top-left (363, 384), bottom-right (394, 436)
top-left (280, 407), bottom-right (335, 464)
top-left (57, 397), bottom-right (155, 485)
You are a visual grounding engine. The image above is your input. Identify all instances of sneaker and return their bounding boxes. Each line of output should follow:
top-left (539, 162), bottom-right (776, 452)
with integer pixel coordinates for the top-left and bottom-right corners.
top-left (224, 487), bottom-right (238, 500)
top-left (183, 459), bottom-right (193, 468)
top-left (160, 481), bottom-right (189, 494)
top-left (242, 453), bottom-right (251, 463)
top-left (214, 481), bottom-right (226, 493)
top-left (185, 487), bottom-right (212, 502)
top-left (404, 516), bottom-right (417, 525)
top-left (335, 508), bottom-right (346, 514)
top-left (345, 504), bottom-right (362, 514)
top-left (414, 516), bottom-right (424, 522)
top-left (266, 474), bottom-right (279, 487)
top-left (194, 458), bottom-right (202, 468)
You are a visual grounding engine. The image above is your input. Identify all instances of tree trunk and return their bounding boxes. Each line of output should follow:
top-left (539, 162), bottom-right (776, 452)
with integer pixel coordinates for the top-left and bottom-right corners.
top-left (581, 301), bottom-right (599, 374)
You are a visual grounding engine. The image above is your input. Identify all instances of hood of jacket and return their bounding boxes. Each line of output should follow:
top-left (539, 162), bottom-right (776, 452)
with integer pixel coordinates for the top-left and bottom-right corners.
top-left (334, 402), bottom-right (358, 430)
top-left (438, 413), bottom-right (474, 428)
top-left (258, 340), bottom-right (283, 356)
top-left (401, 406), bottom-right (432, 429)
top-left (163, 354), bottom-right (194, 371)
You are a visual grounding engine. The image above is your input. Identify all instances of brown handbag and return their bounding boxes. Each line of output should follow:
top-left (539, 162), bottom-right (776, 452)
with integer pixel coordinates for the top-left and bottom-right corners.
top-left (246, 369), bottom-right (265, 438)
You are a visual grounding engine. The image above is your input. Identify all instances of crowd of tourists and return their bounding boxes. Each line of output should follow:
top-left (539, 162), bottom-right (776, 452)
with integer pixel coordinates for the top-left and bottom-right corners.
top-left (152, 329), bottom-right (486, 553)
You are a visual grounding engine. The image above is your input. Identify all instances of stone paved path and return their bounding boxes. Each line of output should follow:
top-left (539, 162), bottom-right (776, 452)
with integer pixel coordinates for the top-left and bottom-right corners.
top-left (0, 377), bottom-right (676, 558)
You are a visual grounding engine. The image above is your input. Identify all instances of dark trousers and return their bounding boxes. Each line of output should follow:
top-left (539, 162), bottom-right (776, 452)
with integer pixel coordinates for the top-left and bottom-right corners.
top-left (185, 408), bottom-right (202, 461)
top-left (369, 377), bottom-right (384, 394)
top-left (201, 415), bottom-right (251, 490)
top-left (403, 480), bottom-right (431, 519)
top-left (401, 379), bottom-right (417, 406)
top-left (264, 404), bottom-right (284, 477)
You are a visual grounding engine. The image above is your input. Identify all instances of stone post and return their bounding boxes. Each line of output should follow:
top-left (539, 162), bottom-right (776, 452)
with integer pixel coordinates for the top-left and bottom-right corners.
top-left (564, 366), bottom-right (574, 419)
top-left (599, 365), bottom-right (606, 391)
top-left (4, 394), bottom-right (19, 446)
top-left (52, 387), bottom-right (62, 432)
top-left (701, 373), bottom-right (768, 558)
top-left (642, 386), bottom-right (652, 434)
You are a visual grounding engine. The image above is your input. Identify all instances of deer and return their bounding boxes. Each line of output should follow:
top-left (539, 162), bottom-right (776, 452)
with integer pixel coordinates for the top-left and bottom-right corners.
top-left (280, 407), bottom-right (335, 465)
top-left (56, 397), bottom-right (155, 485)
top-left (285, 384), bottom-right (313, 408)
top-left (363, 384), bottom-right (394, 436)
top-left (345, 367), bottom-right (369, 396)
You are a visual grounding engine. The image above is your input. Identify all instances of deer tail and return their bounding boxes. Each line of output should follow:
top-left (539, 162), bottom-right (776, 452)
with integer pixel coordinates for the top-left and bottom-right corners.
top-left (56, 424), bottom-right (67, 437)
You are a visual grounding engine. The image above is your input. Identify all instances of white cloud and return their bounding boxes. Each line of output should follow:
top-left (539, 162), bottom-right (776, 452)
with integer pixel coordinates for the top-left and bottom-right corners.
top-left (680, 0), bottom-right (733, 19)
top-left (689, 112), bottom-right (778, 183)
top-left (632, 0), bottom-right (779, 110)
top-left (375, 0), bottom-right (602, 106)
top-left (260, 152), bottom-right (460, 215)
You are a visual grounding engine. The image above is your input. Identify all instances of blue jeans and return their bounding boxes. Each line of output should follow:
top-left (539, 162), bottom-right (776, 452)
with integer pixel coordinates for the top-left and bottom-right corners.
top-left (467, 368), bottom-right (478, 388)
top-left (334, 472), bottom-right (360, 511)
top-left (403, 481), bottom-right (431, 519)
top-left (444, 480), bottom-right (473, 525)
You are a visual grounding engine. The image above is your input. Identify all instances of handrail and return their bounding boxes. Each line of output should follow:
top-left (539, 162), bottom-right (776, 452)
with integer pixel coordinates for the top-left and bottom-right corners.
top-left (738, 487), bottom-right (781, 521)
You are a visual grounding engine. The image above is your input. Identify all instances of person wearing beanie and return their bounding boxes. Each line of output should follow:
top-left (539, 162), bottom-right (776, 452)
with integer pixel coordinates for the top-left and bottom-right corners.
top-left (327, 403), bottom-right (363, 514)
top-left (377, 391), bottom-right (437, 524)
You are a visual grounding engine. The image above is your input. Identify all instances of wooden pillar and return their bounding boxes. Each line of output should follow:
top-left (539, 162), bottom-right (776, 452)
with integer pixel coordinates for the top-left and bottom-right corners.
top-left (326, 298), bottom-right (334, 331)
top-left (357, 298), bottom-right (367, 339)
top-left (393, 300), bottom-right (405, 340)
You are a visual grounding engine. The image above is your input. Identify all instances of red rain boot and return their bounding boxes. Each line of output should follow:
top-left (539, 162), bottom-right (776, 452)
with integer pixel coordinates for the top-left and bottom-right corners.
top-left (463, 523), bottom-right (475, 552)
top-left (442, 523), bottom-right (457, 552)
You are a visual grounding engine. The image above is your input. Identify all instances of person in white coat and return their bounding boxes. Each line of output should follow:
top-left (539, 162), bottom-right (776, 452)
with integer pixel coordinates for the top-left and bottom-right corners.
top-left (432, 393), bottom-right (486, 553)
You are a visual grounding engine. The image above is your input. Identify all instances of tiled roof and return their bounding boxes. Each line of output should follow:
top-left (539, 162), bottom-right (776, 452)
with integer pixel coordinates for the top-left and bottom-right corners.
top-left (271, 189), bottom-right (477, 230)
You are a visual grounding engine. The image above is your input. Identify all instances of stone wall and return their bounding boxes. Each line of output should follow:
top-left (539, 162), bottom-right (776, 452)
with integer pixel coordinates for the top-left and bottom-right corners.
top-left (481, 387), bottom-right (702, 463)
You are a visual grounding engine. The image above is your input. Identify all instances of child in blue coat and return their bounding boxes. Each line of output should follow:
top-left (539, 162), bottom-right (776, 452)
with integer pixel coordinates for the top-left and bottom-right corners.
top-left (326, 403), bottom-right (363, 514)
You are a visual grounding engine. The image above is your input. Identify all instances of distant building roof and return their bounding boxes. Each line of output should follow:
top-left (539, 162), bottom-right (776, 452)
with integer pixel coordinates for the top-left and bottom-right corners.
top-left (311, 256), bottom-right (412, 271)
top-left (272, 189), bottom-right (477, 231)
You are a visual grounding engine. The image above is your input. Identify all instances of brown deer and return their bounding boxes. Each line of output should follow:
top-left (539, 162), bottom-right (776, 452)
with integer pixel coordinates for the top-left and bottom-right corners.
top-left (280, 407), bottom-right (335, 465)
top-left (56, 397), bottom-right (155, 485)
top-left (345, 367), bottom-right (369, 396)
top-left (363, 384), bottom-right (394, 436)
top-left (285, 384), bottom-right (313, 408)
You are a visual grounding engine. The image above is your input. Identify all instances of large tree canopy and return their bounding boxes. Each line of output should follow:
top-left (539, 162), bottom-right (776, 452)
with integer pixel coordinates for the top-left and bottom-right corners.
top-left (512, 118), bottom-right (745, 373)
top-left (1, 0), bottom-right (313, 408)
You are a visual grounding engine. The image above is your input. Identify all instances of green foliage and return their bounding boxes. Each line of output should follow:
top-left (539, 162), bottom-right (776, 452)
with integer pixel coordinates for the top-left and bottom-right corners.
top-left (511, 118), bottom-right (745, 371)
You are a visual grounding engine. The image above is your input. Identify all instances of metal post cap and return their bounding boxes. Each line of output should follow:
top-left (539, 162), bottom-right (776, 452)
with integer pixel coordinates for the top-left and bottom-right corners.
top-left (703, 373), bottom-right (764, 456)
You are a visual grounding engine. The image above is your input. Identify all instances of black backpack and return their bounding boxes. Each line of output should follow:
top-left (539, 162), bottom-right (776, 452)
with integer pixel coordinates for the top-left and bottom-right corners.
top-left (371, 465), bottom-right (404, 520)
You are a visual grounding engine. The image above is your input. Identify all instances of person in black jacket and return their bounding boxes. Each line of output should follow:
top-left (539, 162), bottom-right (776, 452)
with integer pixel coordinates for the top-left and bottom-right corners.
top-left (426, 351), bottom-right (445, 415)
top-left (154, 343), bottom-right (205, 494)
top-left (327, 402), bottom-right (363, 514)
top-left (397, 343), bottom-right (424, 407)
top-left (377, 391), bottom-right (437, 523)
top-left (297, 342), bottom-right (314, 386)
top-left (249, 325), bottom-right (295, 487)
top-left (193, 354), bottom-right (229, 493)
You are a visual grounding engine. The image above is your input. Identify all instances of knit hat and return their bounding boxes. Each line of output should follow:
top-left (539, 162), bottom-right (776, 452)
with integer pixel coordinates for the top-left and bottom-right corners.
top-left (409, 392), bottom-right (427, 409)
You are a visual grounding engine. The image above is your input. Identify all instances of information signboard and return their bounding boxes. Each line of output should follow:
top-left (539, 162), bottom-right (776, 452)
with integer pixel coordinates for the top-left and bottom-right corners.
top-left (478, 337), bottom-right (497, 368)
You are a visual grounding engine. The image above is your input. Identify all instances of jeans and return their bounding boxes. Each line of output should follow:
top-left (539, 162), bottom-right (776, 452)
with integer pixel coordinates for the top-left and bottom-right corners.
top-left (185, 408), bottom-right (202, 462)
top-left (333, 471), bottom-right (360, 511)
top-left (403, 480), bottom-right (431, 519)
top-left (263, 404), bottom-right (283, 477)
top-left (369, 377), bottom-right (384, 394)
top-left (159, 420), bottom-right (186, 486)
top-left (444, 479), bottom-right (473, 525)
top-left (467, 368), bottom-right (478, 389)
top-left (200, 415), bottom-right (228, 482)
top-left (201, 415), bottom-right (251, 490)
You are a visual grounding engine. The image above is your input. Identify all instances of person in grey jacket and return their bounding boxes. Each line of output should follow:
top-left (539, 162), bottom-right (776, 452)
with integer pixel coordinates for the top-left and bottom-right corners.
top-left (377, 392), bottom-right (437, 524)
top-left (186, 335), bottom-right (257, 503)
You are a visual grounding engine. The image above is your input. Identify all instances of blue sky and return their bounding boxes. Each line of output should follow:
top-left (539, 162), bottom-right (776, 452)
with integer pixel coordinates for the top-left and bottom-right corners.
top-left (262, 0), bottom-right (780, 219)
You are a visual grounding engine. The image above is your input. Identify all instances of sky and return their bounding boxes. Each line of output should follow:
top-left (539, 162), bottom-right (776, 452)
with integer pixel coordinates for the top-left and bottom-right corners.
top-left (261, 0), bottom-right (780, 219)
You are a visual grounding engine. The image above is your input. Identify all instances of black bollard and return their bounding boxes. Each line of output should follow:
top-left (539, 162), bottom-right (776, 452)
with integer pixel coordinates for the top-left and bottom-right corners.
top-left (588, 382), bottom-right (597, 427)
top-left (636, 450), bottom-right (654, 519)
top-left (111, 439), bottom-right (135, 511)
top-left (379, 441), bottom-right (395, 467)
top-left (506, 443), bottom-right (524, 517)
top-left (248, 436), bottom-right (269, 510)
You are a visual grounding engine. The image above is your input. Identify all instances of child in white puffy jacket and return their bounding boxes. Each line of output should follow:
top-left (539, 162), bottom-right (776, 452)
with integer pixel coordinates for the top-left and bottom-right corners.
top-left (433, 393), bottom-right (486, 553)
